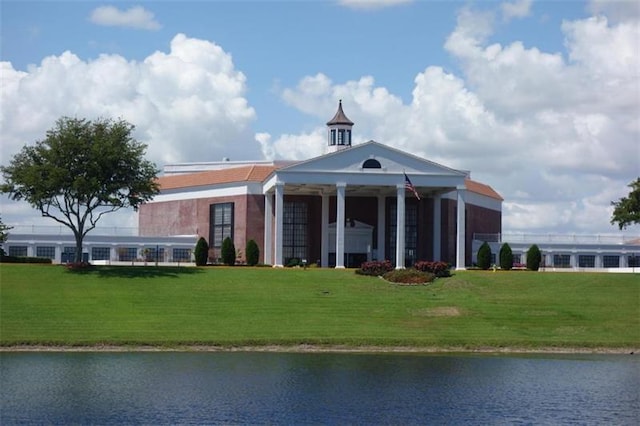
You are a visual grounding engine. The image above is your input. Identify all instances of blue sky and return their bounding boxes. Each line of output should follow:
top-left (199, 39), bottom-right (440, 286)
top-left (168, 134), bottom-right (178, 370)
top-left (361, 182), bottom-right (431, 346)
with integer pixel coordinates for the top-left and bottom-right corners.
top-left (1, 0), bottom-right (639, 235)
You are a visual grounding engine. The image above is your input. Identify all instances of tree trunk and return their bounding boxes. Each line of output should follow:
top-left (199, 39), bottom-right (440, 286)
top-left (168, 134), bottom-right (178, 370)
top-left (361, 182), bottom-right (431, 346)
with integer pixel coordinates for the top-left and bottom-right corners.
top-left (74, 233), bottom-right (83, 263)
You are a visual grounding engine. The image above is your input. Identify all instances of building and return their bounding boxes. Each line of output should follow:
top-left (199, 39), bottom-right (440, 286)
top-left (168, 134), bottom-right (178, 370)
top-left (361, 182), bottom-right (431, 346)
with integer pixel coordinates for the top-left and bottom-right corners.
top-left (138, 102), bottom-right (503, 269)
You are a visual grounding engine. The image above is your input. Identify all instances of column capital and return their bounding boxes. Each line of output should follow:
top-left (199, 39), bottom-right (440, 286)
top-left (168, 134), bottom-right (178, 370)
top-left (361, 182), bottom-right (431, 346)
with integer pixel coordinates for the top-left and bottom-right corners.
top-left (336, 182), bottom-right (347, 188)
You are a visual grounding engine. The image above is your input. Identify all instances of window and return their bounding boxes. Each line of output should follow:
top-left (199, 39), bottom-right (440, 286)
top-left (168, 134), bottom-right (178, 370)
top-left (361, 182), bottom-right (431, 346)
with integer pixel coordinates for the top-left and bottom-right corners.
top-left (387, 202), bottom-right (418, 266)
top-left (362, 159), bottom-right (381, 169)
top-left (143, 247), bottom-right (165, 262)
top-left (603, 255), bottom-right (619, 268)
top-left (628, 255), bottom-right (640, 267)
top-left (173, 248), bottom-right (191, 262)
top-left (347, 129), bottom-right (352, 145)
top-left (92, 247), bottom-right (110, 261)
top-left (578, 255), bottom-right (595, 268)
top-left (118, 247), bottom-right (138, 261)
top-left (36, 246), bottom-right (56, 259)
top-left (512, 254), bottom-right (522, 265)
top-left (337, 129), bottom-right (345, 145)
top-left (330, 129), bottom-right (336, 146)
top-left (210, 203), bottom-right (234, 248)
top-left (8, 246), bottom-right (27, 257)
top-left (283, 201), bottom-right (307, 263)
top-left (553, 254), bottom-right (571, 267)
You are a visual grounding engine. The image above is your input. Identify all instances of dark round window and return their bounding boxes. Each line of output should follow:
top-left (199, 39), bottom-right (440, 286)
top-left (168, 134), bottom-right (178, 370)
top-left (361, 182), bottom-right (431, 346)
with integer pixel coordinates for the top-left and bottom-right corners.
top-left (362, 159), bottom-right (382, 169)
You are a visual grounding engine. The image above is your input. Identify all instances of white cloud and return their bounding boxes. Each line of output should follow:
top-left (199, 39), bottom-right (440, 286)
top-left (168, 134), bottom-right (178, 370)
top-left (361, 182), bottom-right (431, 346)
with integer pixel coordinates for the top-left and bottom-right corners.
top-left (0, 34), bottom-right (256, 169)
top-left (588, 0), bottom-right (640, 24)
top-left (89, 5), bottom-right (161, 30)
top-left (338, 0), bottom-right (413, 11)
top-left (261, 6), bottom-right (640, 235)
top-left (501, 0), bottom-right (532, 22)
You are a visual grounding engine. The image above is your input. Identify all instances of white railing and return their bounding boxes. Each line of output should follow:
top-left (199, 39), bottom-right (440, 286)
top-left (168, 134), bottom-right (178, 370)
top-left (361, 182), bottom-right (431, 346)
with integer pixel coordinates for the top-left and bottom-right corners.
top-left (473, 233), bottom-right (640, 245)
top-left (8, 225), bottom-right (140, 236)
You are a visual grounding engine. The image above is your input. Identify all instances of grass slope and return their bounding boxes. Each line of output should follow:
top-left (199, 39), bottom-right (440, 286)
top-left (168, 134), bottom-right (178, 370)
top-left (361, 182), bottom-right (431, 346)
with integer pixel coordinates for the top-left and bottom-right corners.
top-left (1, 264), bottom-right (638, 349)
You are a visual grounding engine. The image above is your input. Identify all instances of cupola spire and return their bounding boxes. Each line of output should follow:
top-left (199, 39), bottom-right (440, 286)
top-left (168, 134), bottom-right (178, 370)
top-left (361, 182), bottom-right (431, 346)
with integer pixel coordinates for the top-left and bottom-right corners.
top-left (326, 100), bottom-right (353, 153)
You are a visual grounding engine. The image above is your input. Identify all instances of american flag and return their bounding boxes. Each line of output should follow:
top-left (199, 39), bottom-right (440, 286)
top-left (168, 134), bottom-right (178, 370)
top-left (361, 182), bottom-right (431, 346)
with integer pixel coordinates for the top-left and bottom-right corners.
top-left (404, 172), bottom-right (421, 200)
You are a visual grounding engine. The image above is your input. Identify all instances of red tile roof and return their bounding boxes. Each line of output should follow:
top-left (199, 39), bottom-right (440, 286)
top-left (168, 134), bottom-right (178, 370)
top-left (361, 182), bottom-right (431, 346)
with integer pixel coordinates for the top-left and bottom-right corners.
top-left (465, 179), bottom-right (503, 201)
top-left (157, 165), bottom-right (278, 190)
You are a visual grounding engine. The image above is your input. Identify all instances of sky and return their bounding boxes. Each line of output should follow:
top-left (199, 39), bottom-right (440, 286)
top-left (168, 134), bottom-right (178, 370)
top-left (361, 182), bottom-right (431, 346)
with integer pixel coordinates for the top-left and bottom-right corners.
top-left (1, 0), bottom-right (639, 236)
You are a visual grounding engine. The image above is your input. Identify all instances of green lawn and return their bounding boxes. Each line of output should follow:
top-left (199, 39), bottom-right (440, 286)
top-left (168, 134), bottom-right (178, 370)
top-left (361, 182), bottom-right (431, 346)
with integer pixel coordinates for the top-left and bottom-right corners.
top-left (1, 264), bottom-right (638, 350)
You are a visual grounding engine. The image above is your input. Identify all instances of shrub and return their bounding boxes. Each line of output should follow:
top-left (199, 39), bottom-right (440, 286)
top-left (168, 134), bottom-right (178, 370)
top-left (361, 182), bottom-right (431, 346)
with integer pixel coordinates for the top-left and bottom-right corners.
top-left (526, 244), bottom-right (542, 271)
top-left (477, 242), bottom-right (492, 270)
top-left (286, 258), bottom-right (300, 267)
top-left (194, 237), bottom-right (209, 266)
top-left (499, 243), bottom-right (513, 270)
top-left (245, 239), bottom-right (259, 266)
top-left (66, 261), bottom-right (93, 271)
top-left (383, 269), bottom-right (435, 284)
top-left (356, 260), bottom-right (394, 276)
top-left (0, 255), bottom-right (52, 264)
top-left (221, 237), bottom-right (236, 266)
top-left (414, 260), bottom-right (451, 277)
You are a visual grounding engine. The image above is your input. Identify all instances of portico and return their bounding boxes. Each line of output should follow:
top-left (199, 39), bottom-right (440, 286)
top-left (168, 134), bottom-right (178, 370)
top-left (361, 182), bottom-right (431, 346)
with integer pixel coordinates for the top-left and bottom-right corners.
top-left (261, 140), bottom-right (469, 270)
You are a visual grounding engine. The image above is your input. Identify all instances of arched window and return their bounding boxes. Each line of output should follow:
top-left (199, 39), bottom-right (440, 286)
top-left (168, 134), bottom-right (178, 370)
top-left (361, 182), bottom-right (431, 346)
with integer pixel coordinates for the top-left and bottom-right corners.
top-left (362, 159), bottom-right (382, 169)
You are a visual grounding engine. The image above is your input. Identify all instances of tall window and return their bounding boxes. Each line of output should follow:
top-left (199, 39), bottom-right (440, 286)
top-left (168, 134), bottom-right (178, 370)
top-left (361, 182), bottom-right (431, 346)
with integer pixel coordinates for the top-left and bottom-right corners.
top-left (36, 246), bottom-right (56, 259)
top-left (330, 129), bottom-right (336, 146)
top-left (283, 201), bottom-right (307, 263)
top-left (553, 254), bottom-right (571, 267)
top-left (91, 247), bottom-right (110, 261)
top-left (603, 255), bottom-right (619, 268)
top-left (337, 129), bottom-right (346, 145)
top-left (210, 203), bottom-right (234, 248)
top-left (387, 202), bottom-right (418, 266)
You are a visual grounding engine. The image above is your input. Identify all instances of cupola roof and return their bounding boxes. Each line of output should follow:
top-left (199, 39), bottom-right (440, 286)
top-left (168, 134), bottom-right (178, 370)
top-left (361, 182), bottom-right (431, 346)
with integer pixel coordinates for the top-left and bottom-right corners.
top-left (326, 100), bottom-right (354, 126)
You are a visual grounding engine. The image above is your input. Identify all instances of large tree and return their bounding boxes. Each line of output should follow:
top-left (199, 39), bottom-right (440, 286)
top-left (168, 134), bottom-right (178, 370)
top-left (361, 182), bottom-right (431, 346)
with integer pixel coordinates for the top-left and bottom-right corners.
top-left (610, 178), bottom-right (640, 230)
top-left (1, 117), bottom-right (159, 263)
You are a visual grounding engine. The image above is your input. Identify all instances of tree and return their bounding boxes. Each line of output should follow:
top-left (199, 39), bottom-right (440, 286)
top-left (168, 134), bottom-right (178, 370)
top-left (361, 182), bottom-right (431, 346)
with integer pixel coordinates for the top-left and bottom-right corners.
top-left (499, 243), bottom-right (513, 270)
top-left (221, 237), bottom-right (236, 266)
top-left (526, 244), bottom-right (542, 271)
top-left (0, 117), bottom-right (159, 263)
top-left (611, 178), bottom-right (640, 230)
top-left (245, 239), bottom-right (259, 266)
top-left (194, 237), bottom-right (209, 266)
top-left (476, 241), bottom-right (492, 270)
top-left (0, 215), bottom-right (12, 257)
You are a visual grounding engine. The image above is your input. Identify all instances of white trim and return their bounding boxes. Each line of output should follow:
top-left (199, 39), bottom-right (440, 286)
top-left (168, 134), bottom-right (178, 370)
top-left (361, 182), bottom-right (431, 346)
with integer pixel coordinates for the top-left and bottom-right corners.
top-left (153, 183), bottom-right (261, 203)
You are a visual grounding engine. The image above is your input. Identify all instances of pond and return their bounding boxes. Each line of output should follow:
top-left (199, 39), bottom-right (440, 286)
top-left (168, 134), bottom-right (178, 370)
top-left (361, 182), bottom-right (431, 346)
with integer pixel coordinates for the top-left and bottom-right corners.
top-left (1, 352), bottom-right (638, 424)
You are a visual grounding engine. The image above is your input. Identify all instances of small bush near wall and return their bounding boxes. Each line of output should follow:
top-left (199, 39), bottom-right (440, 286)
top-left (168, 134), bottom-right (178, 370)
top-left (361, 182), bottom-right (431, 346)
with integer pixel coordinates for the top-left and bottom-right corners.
top-left (245, 239), bottom-right (259, 266)
top-left (0, 255), bottom-right (52, 264)
top-left (477, 242), bottom-right (492, 270)
top-left (356, 260), bottom-right (394, 276)
top-left (527, 244), bottom-right (542, 271)
top-left (499, 243), bottom-right (513, 270)
top-left (194, 237), bottom-right (209, 266)
top-left (221, 237), bottom-right (236, 266)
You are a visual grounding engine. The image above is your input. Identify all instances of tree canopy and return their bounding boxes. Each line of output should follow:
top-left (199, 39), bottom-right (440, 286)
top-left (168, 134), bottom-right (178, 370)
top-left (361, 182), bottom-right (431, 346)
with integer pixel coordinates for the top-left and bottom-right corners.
top-left (0, 117), bottom-right (159, 263)
top-left (610, 178), bottom-right (640, 230)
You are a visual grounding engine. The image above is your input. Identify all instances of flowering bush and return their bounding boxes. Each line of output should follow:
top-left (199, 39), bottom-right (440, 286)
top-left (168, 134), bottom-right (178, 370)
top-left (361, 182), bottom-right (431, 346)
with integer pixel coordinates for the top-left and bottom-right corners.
top-left (356, 260), bottom-right (394, 276)
top-left (414, 261), bottom-right (451, 277)
top-left (383, 269), bottom-right (435, 284)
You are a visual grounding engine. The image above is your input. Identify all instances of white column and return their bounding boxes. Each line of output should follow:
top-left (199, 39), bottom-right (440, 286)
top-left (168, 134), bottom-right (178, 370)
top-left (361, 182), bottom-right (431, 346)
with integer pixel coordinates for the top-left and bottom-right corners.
top-left (395, 184), bottom-right (406, 269)
top-left (321, 193), bottom-right (329, 267)
top-left (263, 192), bottom-right (273, 265)
top-left (456, 186), bottom-right (466, 270)
top-left (335, 183), bottom-right (346, 268)
top-left (273, 182), bottom-right (284, 268)
top-left (432, 194), bottom-right (441, 261)
top-left (377, 195), bottom-right (385, 261)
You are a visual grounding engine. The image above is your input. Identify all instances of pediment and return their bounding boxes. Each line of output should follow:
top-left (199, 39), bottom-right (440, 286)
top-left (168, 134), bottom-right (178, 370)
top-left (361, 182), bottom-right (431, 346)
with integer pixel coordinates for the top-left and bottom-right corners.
top-left (278, 141), bottom-right (465, 177)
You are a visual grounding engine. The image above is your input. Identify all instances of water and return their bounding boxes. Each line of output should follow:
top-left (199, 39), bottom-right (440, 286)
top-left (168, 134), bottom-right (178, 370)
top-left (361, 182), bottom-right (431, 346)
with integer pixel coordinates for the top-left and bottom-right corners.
top-left (1, 352), bottom-right (638, 425)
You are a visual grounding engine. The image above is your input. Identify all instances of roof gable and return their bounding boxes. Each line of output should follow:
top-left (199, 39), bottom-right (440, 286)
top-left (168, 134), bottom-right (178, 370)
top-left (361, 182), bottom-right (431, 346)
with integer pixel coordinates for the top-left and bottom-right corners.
top-left (278, 141), bottom-right (466, 177)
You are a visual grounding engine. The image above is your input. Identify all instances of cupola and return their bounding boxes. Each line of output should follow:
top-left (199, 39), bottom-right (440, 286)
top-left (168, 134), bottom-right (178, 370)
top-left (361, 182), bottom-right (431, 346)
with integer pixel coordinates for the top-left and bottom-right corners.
top-left (326, 100), bottom-right (353, 153)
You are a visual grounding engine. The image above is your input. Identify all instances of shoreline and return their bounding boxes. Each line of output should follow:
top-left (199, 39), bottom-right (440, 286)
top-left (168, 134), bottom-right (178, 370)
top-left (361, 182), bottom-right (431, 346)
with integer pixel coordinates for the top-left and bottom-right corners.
top-left (1, 344), bottom-right (636, 355)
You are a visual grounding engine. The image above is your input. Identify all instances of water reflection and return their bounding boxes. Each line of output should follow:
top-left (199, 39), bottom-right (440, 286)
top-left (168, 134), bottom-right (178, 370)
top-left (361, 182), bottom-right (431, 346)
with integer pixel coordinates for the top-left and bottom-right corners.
top-left (1, 352), bottom-right (638, 424)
